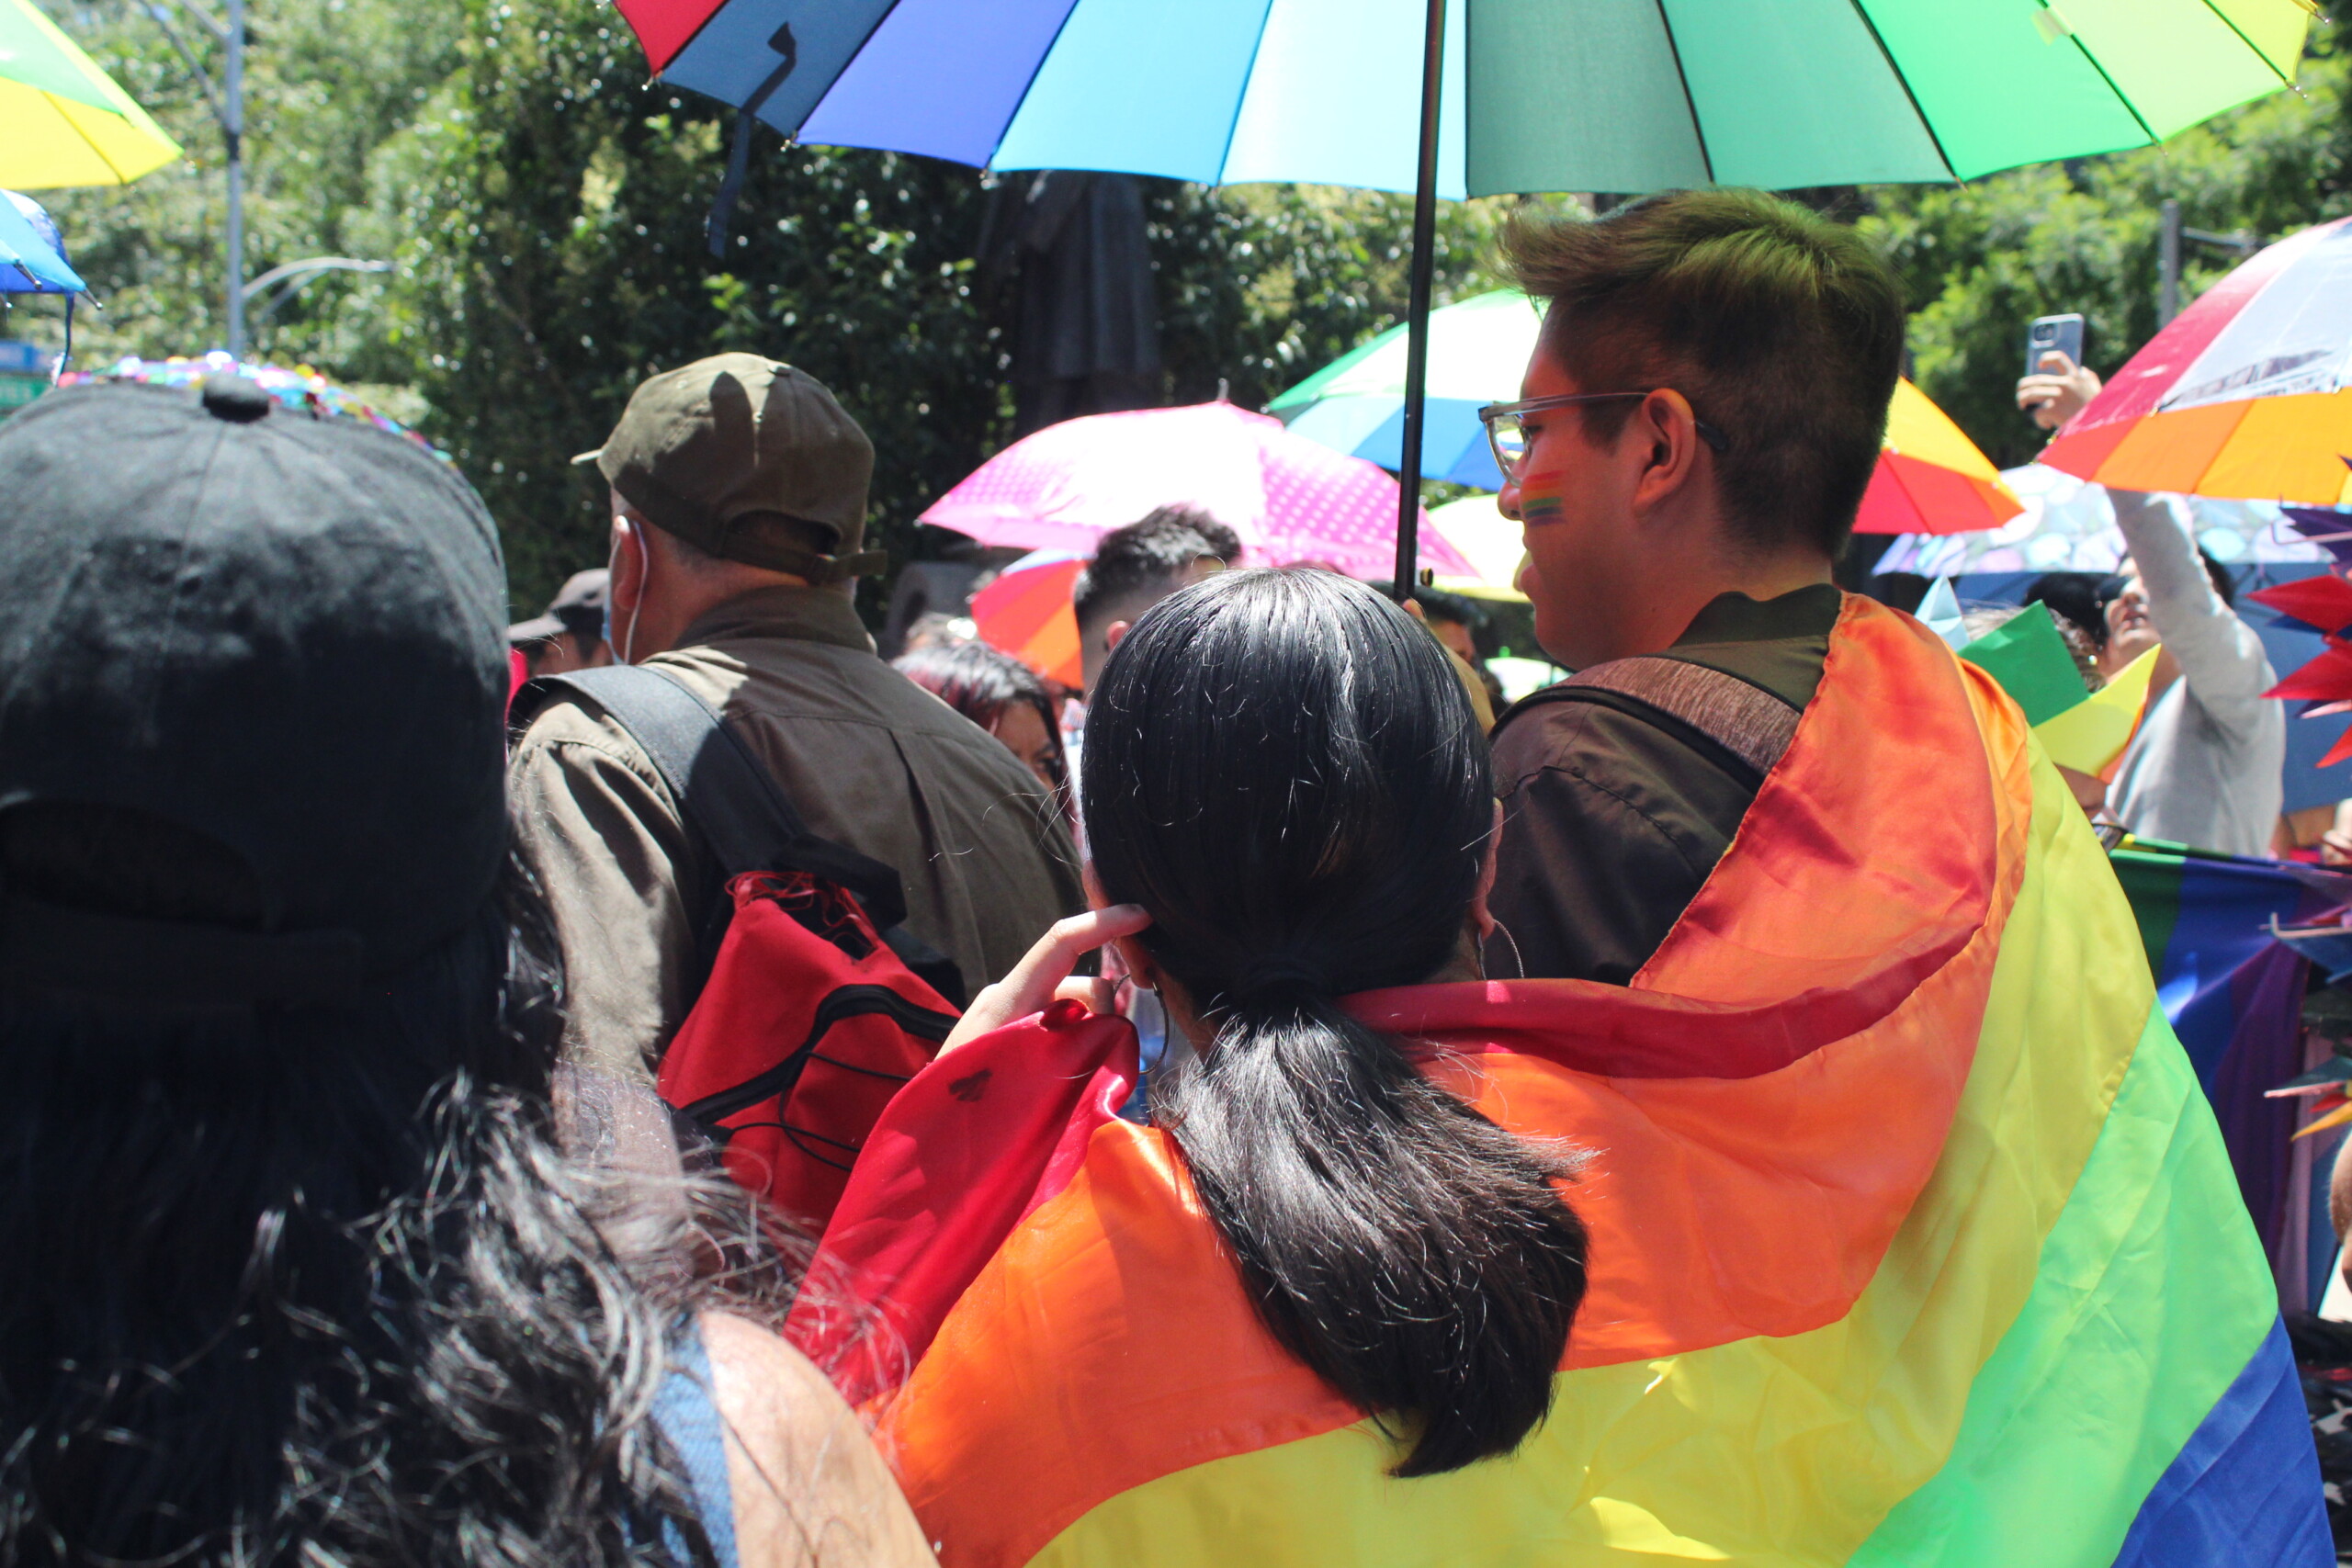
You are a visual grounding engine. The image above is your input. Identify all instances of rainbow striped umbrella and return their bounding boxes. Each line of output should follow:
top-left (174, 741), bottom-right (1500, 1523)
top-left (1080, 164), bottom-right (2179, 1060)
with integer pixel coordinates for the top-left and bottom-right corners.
top-left (2044, 215), bottom-right (2352, 507)
top-left (617, 0), bottom-right (2312, 590)
top-left (1861, 377), bottom-right (2024, 536)
top-left (969, 553), bottom-right (1084, 691)
top-left (55, 355), bottom-right (447, 458)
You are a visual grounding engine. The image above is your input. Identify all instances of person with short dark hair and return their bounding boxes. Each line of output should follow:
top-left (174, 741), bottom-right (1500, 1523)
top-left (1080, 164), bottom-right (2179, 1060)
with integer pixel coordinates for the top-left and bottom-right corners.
top-left (2024, 570), bottom-right (2111, 655)
top-left (1072, 505), bottom-right (1241, 694)
top-left (509, 567), bottom-right (613, 676)
top-left (1482, 188), bottom-right (1900, 982)
top-left (0, 377), bottom-right (933, 1566)
top-left (510, 354), bottom-right (1081, 1085)
top-left (895, 637), bottom-right (1069, 800)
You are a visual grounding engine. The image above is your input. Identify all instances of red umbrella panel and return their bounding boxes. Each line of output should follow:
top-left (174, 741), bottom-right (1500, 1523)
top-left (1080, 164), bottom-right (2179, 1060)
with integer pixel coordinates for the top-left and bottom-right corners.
top-left (2043, 216), bottom-right (2352, 506)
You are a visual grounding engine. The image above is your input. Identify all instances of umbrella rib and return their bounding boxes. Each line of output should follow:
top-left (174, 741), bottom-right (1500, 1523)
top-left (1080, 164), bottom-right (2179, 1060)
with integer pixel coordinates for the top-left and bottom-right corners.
top-left (1649, 0), bottom-right (1713, 185)
top-left (811, 1), bottom-right (910, 135)
top-left (1211, 0), bottom-right (1281, 185)
top-left (2057, 21), bottom-right (2159, 148)
top-left (2194, 0), bottom-right (2298, 88)
top-left (49, 91), bottom-right (135, 185)
top-left (1838, 0), bottom-right (1959, 181)
top-left (661, 0), bottom-right (907, 101)
top-left (982, 0), bottom-right (1091, 175)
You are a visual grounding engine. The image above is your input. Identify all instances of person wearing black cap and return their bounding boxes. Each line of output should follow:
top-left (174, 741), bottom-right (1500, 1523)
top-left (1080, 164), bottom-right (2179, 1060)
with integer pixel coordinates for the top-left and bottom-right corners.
top-left (0, 377), bottom-right (934, 1565)
top-left (510, 566), bottom-right (613, 676)
top-left (511, 353), bottom-right (1082, 1085)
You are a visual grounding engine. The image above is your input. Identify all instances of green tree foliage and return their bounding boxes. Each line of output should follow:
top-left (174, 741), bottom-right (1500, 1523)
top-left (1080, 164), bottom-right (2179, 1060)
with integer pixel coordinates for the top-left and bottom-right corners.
top-left (345, 1), bottom-right (1005, 604)
top-left (22, 0), bottom-right (1507, 608)
top-left (351, 0), bottom-right (1510, 604)
top-left (21, 0), bottom-right (458, 387)
top-left (1861, 25), bottom-right (2352, 468)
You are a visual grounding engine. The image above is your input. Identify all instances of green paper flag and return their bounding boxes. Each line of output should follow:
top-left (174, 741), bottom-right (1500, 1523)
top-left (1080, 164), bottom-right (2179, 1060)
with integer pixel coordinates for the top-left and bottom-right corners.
top-left (1957, 603), bottom-right (2090, 728)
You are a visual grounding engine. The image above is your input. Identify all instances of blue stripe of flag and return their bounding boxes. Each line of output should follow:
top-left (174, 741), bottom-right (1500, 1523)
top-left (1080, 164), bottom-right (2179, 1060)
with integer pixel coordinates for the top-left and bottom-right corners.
top-left (2111, 1320), bottom-right (2330, 1567)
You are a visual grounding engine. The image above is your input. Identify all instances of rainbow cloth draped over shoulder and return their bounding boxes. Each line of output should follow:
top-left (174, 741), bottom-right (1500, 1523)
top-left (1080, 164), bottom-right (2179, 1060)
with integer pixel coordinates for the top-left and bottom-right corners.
top-left (788, 595), bottom-right (2328, 1568)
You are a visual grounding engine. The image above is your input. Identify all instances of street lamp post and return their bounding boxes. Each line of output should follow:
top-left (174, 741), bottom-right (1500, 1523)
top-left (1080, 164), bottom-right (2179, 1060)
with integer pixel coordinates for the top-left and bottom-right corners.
top-left (222, 0), bottom-right (243, 359)
top-left (144, 0), bottom-right (243, 356)
top-left (2156, 199), bottom-right (2256, 328)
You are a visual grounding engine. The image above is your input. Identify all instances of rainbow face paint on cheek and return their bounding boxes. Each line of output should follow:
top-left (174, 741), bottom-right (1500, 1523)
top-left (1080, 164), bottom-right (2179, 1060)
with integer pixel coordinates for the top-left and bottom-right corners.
top-left (1519, 469), bottom-right (1567, 526)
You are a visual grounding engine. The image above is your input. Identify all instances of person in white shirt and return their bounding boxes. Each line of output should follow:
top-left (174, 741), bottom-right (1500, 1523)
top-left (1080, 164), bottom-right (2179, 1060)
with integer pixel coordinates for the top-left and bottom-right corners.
top-left (2020, 354), bottom-right (2284, 856)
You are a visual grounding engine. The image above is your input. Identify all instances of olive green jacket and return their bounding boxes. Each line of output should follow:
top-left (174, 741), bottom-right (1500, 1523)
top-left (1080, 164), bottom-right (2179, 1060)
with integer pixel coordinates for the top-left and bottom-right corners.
top-left (510, 586), bottom-right (1082, 1083)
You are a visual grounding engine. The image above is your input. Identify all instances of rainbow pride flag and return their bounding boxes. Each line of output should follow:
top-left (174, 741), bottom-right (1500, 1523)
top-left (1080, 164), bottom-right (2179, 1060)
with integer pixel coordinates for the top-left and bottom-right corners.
top-left (792, 598), bottom-right (2327, 1567)
top-left (2110, 843), bottom-right (2351, 1292)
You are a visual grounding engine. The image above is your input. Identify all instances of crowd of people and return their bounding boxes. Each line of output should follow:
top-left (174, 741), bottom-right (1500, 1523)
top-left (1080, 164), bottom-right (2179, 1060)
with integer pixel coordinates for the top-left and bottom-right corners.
top-left (0, 188), bottom-right (2328, 1564)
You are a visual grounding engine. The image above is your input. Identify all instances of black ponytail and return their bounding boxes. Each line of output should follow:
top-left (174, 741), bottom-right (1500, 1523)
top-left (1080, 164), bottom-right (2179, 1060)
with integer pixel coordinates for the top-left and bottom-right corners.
top-left (1082, 569), bottom-right (1588, 1476)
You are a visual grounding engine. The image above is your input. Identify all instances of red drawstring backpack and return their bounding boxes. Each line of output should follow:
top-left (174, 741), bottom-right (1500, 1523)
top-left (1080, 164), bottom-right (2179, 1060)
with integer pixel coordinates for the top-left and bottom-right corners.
top-left (515, 666), bottom-right (962, 1230)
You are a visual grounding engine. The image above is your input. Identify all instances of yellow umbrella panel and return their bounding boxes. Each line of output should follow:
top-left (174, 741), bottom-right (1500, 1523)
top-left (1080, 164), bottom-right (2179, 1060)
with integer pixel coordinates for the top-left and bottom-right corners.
top-left (0, 0), bottom-right (181, 188)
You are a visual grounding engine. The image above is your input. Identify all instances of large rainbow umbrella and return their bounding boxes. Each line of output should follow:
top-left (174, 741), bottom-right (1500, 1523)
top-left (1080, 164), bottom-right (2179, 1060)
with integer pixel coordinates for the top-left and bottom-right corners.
top-left (616, 0), bottom-right (2312, 594)
top-left (919, 400), bottom-right (1472, 582)
top-left (2043, 215), bottom-right (2352, 507)
top-left (0, 0), bottom-right (180, 189)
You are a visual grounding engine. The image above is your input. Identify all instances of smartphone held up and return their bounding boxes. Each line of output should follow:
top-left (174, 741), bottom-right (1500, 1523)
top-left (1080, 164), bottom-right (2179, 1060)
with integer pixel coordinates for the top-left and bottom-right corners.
top-left (2025, 313), bottom-right (2086, 378)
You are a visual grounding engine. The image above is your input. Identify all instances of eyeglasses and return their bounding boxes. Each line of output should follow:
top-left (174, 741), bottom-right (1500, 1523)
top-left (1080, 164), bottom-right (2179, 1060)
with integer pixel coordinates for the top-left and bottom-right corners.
top-left (1476, 391), bottom-right (1730, 482)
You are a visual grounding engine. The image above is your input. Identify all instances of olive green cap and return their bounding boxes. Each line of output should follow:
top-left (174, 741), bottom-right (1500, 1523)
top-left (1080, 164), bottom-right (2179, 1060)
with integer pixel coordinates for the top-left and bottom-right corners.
top-left (577, 353), bottom-right (885, 583)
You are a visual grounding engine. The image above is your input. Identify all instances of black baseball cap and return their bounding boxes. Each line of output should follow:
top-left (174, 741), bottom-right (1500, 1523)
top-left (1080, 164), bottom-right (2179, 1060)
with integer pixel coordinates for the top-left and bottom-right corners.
top-left (0, 377), bottom-right (511, 1006)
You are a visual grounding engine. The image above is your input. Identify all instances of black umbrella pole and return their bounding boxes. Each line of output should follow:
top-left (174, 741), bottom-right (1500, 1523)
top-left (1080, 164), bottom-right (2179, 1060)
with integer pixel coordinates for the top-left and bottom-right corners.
top-left (1392, 0), bottom-right (1447, 603)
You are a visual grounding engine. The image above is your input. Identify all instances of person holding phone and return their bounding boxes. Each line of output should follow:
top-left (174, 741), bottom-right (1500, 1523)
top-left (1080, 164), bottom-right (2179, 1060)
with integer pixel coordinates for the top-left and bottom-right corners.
top-left (2016, 345), bottom-right (2284, 856)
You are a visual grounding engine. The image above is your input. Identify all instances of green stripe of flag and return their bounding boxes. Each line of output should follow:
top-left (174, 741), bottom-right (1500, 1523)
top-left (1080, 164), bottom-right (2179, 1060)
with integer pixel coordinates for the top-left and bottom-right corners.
top-left (1852, 1001), bottom-right (2276, 1566)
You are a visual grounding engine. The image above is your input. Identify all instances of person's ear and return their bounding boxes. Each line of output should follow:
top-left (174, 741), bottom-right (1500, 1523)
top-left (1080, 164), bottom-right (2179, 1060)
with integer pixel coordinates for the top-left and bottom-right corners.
top-left (1104, 618), bottom-right (1134, 656)
top-left (608, 513), bottom-right (647, 611)
top-left (1084, 860), bottom-right (1161, 990)
top-left (1470, 799), bottom-right (1503, 944)
top-left (1630, 389), bottom-right (1703, 512)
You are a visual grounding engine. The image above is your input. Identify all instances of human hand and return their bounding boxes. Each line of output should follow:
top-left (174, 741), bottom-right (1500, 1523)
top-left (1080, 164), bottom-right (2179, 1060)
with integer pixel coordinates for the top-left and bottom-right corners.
top-left (939, 904), bottom-right (1153, 1055)
top-left (2017, 352), bottom-right (2103, 430)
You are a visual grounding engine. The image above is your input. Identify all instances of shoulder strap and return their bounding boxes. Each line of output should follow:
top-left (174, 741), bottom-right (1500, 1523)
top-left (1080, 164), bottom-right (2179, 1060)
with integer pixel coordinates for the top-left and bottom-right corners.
top-left (1542, 656), bottom-right (1803, 779)
top-left (516, 664), bottom-right (912, 931)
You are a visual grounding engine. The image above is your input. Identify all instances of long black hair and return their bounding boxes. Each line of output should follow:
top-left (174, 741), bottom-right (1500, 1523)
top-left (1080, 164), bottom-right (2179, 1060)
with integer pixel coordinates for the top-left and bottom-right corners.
top-left (1081, 569), bottom-right (1588, 1477)
top-left (0, 803), bottom-right (786, 1565)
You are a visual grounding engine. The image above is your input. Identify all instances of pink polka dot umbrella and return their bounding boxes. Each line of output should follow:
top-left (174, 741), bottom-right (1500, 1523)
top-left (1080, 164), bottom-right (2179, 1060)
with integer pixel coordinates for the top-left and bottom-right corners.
top-left (920, 400), bottom-right (1473, 582)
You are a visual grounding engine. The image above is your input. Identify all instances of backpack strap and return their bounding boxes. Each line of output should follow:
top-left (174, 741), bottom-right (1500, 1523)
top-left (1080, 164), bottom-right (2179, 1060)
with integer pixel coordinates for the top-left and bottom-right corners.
top-left (514, 665), bottom-right (966, 1006)
top-left (1534, 656), bottom-right (1803, 779)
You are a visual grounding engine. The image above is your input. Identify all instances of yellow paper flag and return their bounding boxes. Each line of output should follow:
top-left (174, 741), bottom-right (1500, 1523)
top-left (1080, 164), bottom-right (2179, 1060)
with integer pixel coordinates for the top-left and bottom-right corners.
top-left (2034, 648), bottom-right (2159, 777)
